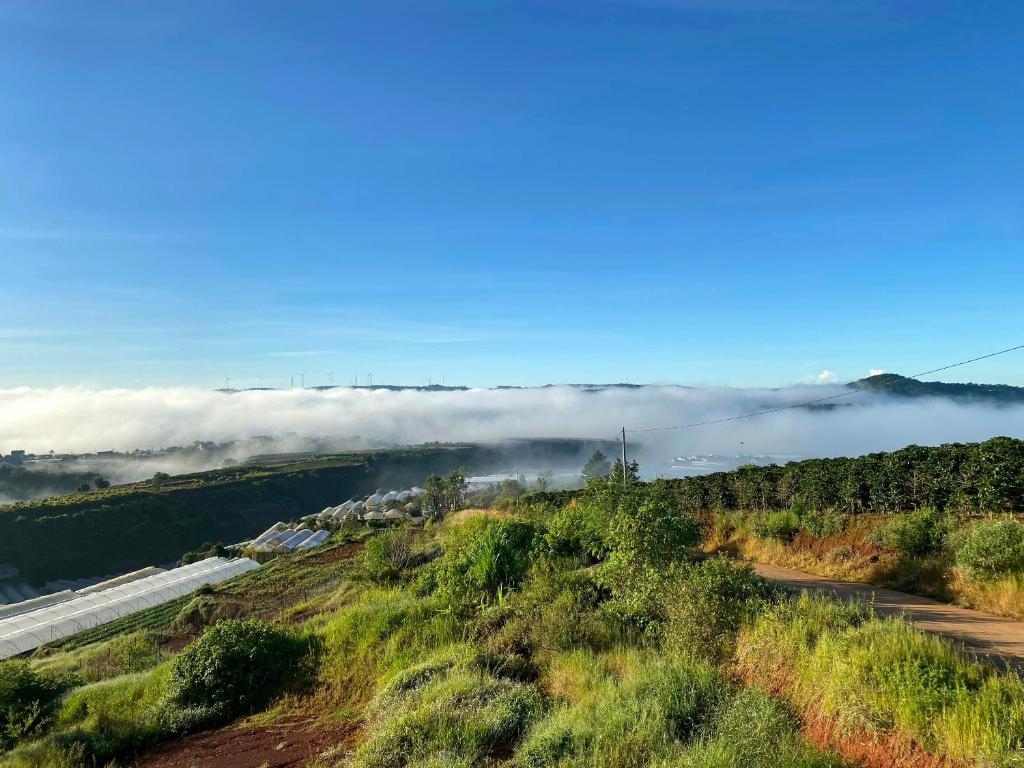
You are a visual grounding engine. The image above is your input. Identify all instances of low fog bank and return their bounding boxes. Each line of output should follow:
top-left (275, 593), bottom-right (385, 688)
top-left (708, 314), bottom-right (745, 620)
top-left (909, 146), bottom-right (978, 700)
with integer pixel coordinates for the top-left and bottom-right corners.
top-left (2, 385), bottom-right (1023, 477)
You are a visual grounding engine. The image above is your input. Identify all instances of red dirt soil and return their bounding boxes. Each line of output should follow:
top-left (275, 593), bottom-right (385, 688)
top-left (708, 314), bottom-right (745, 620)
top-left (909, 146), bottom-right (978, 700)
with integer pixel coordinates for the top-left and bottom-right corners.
top-left (134, 716), bottom-right (358, 768)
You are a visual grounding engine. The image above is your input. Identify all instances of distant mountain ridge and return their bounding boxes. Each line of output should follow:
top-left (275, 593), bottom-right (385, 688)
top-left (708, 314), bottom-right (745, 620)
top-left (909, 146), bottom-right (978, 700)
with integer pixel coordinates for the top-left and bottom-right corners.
top-left (850, 373), bottom-right (1024, 405)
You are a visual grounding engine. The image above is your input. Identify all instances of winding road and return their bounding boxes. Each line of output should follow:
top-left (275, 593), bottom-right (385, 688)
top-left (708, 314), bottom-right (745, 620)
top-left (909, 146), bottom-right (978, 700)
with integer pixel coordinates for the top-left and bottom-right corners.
top-left (753, 562), bottom-right (1024, 667)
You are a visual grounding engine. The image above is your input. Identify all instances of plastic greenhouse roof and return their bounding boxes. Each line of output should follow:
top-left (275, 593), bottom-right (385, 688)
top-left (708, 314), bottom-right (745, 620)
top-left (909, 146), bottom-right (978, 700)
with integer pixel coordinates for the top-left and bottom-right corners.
top-left (0, 557), bottom-right (259, 660)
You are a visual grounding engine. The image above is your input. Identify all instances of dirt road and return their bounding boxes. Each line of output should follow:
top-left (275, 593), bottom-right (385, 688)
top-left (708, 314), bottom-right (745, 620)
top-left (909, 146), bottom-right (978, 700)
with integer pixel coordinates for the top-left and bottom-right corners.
top-left (753, 562), bottom-right (1024, 666)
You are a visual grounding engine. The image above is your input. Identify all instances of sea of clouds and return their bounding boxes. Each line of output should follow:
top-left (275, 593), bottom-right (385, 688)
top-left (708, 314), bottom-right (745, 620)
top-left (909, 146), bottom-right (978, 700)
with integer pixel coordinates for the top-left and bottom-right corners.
top-left (2, 385), bottom-right (1023, 471)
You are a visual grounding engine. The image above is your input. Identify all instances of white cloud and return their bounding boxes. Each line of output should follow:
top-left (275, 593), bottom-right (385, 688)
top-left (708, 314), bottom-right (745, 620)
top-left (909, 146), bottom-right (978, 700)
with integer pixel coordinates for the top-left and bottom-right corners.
top-left (816, 370), bottom-right (838, 384)
top-left (869, 369), bottom-right (887, 377)
top-left (1, 386), bottom-right (1022, 478)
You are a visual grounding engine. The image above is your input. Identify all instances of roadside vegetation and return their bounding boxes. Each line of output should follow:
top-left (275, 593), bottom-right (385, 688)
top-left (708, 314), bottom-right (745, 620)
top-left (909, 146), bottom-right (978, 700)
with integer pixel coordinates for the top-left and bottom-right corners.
top-left (2, 455), bottom-right (1024, 767)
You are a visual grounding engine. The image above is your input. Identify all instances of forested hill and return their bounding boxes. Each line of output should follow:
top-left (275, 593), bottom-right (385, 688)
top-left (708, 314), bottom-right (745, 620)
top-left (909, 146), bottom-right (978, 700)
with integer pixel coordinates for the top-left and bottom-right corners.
top-left (851, 373), bottom-right (1024, 404)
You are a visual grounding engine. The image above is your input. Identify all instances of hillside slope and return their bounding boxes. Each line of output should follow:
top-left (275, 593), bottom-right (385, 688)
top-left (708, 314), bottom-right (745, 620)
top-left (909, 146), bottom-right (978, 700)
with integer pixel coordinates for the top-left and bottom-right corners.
top-left (851, 373), bottom-right (1024, 404)
top-left (0, 440), bottom-right (608, 585)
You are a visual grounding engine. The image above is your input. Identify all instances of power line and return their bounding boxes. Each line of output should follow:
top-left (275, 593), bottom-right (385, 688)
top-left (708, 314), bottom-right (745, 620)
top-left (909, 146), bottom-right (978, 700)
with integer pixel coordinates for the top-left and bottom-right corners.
top-left (627, 342), bottom-right (1024, 435)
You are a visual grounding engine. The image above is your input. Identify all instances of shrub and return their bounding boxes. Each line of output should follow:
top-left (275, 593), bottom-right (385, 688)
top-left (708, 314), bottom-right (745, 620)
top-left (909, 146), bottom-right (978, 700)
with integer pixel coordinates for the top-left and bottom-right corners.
top-left (799, 508), bottom-right (848, 539)
top-left (166, 619), bottom-right (309, 721)
top-left (364, 528), bottom-right (418, 581)
top-left (608, 482), bottom-right (699, 568)
top-left (955, 520), bottom-right (1024, 580)
top-left (601, 483), bottom-right (699, 628)
top-left (433, 518), bottom-right (537, 609)
top-left (543, 500), bottom-right (610, 563)
top-left (870, 507), bottom-right (952, 556)
top-left (662, 558), bottom-right (780, 663)
top-left (751, 510), bottom-right (800, 542)
top-left (0, 660), bottom-right (65, 749)
top-left (495, 569), bottom-right (615, 656)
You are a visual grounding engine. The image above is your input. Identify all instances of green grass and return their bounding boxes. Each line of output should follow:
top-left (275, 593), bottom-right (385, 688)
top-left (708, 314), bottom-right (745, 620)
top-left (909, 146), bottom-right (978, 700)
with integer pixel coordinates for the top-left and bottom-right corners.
top-left (8, 477), bottom-right (1024, 768)
top-left (736, 593), bottom-right (1024, 765)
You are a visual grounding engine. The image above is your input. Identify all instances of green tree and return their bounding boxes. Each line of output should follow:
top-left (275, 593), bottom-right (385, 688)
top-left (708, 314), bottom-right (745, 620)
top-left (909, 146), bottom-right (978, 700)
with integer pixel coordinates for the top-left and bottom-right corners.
top-left (423, 474), bottom-right (446, 517)
top-left (582, 450), bottom-right (611, 480)
top-left (445, 469), bottom-right (468, 514)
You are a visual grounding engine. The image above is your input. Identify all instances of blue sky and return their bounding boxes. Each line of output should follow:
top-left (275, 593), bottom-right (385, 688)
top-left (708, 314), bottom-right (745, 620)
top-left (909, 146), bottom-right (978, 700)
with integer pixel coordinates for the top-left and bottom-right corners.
top-left (1, 1), bottom-right (1022, 389)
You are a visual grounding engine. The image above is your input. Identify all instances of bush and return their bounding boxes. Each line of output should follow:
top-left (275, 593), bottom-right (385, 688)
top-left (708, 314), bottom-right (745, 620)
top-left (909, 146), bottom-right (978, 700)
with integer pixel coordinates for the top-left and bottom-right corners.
top-left (662, 558), bottom-right (780, 663)
top-left (955, 520), bottom-right (1024, 580)
top-left (166, 619), bottom-right (309, 721)
top-left (601, 483), bottom-right (699, 630)
top-left (364, 528), bottom-right (418, 581)
top-left (799, 508), bottom-right (848, 539)
top-left (751, 510), bottom-right (800, 542)
top-left (433, 518), bottom-right (538, 609)
top-left (870, 507), bottom-right (952, 556)
top-left (608, 482), bottom-right (699, 568)
top-left (0, 660), bottom-right (65, 749)
top-left (543, 499), bottom-right (610, 563)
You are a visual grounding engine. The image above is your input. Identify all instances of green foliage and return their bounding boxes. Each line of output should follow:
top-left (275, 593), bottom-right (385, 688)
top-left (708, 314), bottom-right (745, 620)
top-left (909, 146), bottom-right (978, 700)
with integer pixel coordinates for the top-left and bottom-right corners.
top-left (166, 619), bottom-right (310, 721)
top-left (680, 688), bottom-right (842, 768)
top-left (494, 569), bottom-right (616, 657)
top-left (737, 593), bottom-right (1024, 765)
top-left (432, 518), bottom-right (537, 609)
top-left (179, 540), bottom-right (227, 565)
top-left (662, 559), bottom-right (779, 663)
top-left (582, 451), bottom-right (611, 480)
top-left (870, 507), bottom-right (952, 556)
top-left (543, 500), bottom-right (610, 563)
top-left (352, 663), bottom-right (544, 768)
top-left (750, 510), bottom-right (800, 542)
top-left (607, 482), bottom-right (698, 569)
top-left (954, 520), bottom-right (1024, 580)
top-left (668, 437), bottom-right (1024, 516)
top-left (363, 528), bottom-right (419, 581)
top-left (601, 482), bottom-right (699, 629)
top-left (0, 661), bottom-right (65, 750)
top-left (514, 651), bottom-right (725, 768)
top-left (798, 508), bottom-right (848, 539)
top-left (33, 631), bottom-right (161, 684)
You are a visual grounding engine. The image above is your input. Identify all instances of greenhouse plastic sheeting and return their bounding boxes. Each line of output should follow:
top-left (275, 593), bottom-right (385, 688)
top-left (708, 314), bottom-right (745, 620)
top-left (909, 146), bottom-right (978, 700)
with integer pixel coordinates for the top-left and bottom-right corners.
top-left (277, 530), bottom-right (314, 550)
top-left (0, 557), bottom-right (260, 660)
top-left (297, 530), bottom-right (331, 549)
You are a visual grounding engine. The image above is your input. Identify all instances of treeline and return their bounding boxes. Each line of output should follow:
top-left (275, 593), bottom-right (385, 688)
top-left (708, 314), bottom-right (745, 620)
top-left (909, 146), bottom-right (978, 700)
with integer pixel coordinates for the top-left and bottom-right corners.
top-left (529, 437), bottom-right (1024, 516)
top-left (670, 437), bottom-right (1024, 514)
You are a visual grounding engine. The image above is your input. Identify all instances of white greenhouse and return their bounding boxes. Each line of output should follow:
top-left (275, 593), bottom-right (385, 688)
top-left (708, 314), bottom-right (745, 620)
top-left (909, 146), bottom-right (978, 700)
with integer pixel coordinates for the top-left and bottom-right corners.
top-left (298, 530), bottom-right (331, 549)
top-left (278, 530), bottom-right (314, 550)
top-left (0, 556), bottom-right (260, 660)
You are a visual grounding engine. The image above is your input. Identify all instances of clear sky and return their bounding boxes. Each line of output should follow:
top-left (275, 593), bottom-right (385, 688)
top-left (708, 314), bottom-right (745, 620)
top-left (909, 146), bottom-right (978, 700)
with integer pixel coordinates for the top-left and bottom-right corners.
top-left (1, 1), bottom-right (1022, 389)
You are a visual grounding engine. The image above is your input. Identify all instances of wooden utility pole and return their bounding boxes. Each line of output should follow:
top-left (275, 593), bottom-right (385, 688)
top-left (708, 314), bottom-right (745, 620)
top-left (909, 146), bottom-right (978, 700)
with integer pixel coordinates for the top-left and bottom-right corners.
top-left (621, 427), bottom-right (627, 485)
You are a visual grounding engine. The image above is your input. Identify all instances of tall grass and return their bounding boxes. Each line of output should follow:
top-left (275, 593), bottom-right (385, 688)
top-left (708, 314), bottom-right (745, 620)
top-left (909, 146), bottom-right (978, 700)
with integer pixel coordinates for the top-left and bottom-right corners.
top-left (736, 593), bottom-right (1024, 764)
top-left (312, 587), bottom-right (465, 709)
top-left (515, 648), bottom-right (839, 768)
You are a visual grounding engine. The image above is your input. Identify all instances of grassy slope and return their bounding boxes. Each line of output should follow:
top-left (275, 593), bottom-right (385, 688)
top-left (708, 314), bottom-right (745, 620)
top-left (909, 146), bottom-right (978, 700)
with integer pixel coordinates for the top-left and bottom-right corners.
top-left (6, 501), bottom-right (1024, 768)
